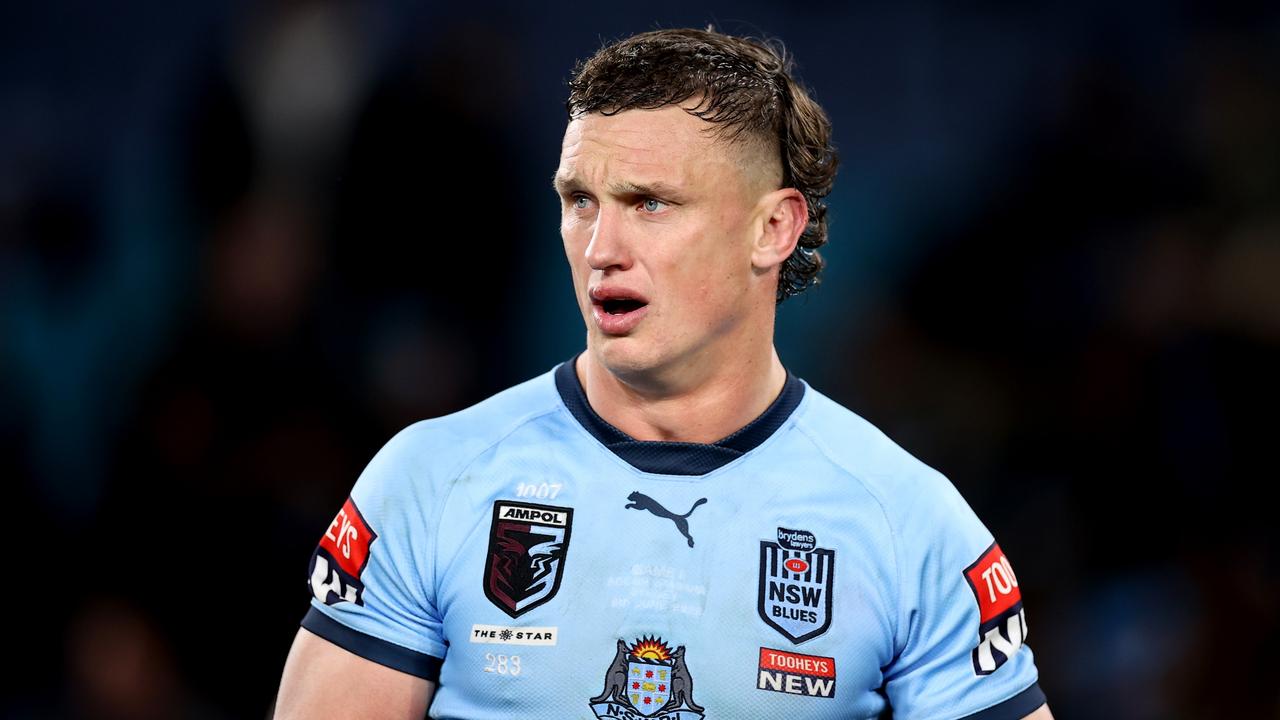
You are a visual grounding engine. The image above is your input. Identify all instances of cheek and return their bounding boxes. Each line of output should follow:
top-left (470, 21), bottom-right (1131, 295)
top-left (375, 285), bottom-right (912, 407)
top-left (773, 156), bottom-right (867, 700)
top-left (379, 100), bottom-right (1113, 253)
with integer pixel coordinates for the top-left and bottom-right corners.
top-left (660, 263), bottom-right (727, 324)
top-left (659, 232), bottom-right (742, 294)
top-left (561, 223), bottom-right (589, 270)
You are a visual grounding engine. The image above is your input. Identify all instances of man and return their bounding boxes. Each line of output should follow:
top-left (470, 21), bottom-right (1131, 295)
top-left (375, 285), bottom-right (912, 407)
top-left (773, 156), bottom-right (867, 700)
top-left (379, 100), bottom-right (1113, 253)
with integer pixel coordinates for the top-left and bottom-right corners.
top-left (275, 28), bottom-right (1052, 720)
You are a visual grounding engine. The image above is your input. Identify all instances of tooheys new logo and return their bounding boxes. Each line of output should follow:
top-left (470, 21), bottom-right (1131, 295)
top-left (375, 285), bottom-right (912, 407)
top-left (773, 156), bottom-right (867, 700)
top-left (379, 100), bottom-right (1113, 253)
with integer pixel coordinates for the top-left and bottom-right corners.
top-left (757, 647), bottom-right (837, 699)
top-left (963, 542), bottom-right (1028, 675)
top-left (309, 497), bottom-right (377, 606)
top-left (758, 527), bottom-right (834, 644)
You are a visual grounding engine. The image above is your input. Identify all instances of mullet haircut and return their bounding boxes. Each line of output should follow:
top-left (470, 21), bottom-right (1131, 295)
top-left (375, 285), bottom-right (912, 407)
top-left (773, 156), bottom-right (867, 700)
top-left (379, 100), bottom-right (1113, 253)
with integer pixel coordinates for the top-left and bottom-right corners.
top-left (566, 27), bottom-right (839, 303)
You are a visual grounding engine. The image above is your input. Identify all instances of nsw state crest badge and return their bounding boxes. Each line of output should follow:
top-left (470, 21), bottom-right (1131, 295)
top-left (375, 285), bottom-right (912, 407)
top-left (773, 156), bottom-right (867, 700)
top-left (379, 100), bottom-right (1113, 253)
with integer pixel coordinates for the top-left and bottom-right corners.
top-left (590, 636), bottom-right (705, 720)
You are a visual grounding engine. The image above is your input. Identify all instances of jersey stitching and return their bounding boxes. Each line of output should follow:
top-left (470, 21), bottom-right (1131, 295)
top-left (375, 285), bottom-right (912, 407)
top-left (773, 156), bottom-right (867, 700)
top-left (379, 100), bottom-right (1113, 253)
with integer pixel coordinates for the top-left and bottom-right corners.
top-left (797, 410), bottom-right (1021, 720)
top-left (553, 381), bottom-right (814, 483)
top-left (310, 601), bottom-right (447, 660)
top-left (352, 385), bottom-right (563, 659)
top-left (943, 677), bottom-right (1043, 720)
top-left (792, 414), bottom-right (904, 663)
top-left (551, 397), bottom-right (702, 480)
top-left (430, 403), bottom-right (565, 597)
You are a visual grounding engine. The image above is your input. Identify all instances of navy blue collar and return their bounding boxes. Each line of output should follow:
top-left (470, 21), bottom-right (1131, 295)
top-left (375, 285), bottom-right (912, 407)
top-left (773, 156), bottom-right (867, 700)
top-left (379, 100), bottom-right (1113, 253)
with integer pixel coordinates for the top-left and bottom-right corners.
top-left (554, 356), bottom-right (805, 475)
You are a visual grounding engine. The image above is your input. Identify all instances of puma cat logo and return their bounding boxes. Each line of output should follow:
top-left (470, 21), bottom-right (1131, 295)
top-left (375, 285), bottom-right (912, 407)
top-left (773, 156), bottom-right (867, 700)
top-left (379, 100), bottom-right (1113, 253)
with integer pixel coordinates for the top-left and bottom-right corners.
top-left (625, 492), bottom-right (708, 548)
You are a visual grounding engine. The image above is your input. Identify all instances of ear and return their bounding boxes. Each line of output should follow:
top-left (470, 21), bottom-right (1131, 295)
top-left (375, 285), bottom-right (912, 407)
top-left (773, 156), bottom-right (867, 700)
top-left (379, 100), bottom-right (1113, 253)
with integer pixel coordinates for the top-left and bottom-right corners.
top-left (751, 188), bottom-right (808, 271)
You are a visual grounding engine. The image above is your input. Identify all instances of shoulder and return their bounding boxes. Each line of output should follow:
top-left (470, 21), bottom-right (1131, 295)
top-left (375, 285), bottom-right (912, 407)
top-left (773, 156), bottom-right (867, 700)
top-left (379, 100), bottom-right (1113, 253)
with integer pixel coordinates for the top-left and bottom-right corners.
top-left (353, 368), bottom-right (563, 502)
top-left (791, 383), bottom-right (984, 543)
top-left (793, 385), bottom-right (955, 500)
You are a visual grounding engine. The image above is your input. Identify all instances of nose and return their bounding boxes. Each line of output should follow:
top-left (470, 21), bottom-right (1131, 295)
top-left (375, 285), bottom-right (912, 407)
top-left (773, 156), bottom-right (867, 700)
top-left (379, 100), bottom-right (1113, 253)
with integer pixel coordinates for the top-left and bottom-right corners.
top-left (584, 203), bottom-right (631, 272)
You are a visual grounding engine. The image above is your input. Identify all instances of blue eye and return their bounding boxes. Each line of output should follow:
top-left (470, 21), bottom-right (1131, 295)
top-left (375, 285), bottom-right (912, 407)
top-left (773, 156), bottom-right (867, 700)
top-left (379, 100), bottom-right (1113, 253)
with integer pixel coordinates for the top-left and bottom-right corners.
top-left (573, 196), bottom-right (590, 209)
top-left (642, 198), bottom-right (665, 212)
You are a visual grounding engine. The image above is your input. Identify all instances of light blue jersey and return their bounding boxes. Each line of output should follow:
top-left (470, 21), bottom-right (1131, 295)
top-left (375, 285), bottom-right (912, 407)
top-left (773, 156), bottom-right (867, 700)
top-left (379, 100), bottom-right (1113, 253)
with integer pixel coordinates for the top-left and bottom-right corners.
top-left (304, 360), bottom-right (1044, 720)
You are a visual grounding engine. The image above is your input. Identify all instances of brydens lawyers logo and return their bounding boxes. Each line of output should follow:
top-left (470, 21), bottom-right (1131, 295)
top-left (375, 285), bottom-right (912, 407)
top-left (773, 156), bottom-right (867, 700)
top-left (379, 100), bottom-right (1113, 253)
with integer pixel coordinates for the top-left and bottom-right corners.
top-left (590, 636), bottom-right (704, 719)
top-left (309, 497), bottom-right (377, 606)
top-left (759, 527), bottom-right (834, 644)
top-left (757, 647), bottom-right (837, 699)
top-left (963, 541), bottom-right (1028, 675)
top-left (484, 501), bottom-right (573, 618)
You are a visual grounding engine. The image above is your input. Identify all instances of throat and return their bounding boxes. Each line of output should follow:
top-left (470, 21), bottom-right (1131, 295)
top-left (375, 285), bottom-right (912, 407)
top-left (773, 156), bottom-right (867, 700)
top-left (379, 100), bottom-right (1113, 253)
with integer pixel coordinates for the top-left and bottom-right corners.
top-left (577, 351), bottom-right (788, 444)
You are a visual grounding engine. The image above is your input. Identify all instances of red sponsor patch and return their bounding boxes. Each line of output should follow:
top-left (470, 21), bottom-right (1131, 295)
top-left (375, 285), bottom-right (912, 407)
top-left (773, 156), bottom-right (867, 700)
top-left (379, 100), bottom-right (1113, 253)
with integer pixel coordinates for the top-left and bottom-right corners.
top-left (318, 497), bottom-right (376, 578)
top-left (758, 648), bottom-right (836, 678)
top-left (963, 542), bottom-right (1022, 624)
top-left (757, 647), bottom-right (837, 698)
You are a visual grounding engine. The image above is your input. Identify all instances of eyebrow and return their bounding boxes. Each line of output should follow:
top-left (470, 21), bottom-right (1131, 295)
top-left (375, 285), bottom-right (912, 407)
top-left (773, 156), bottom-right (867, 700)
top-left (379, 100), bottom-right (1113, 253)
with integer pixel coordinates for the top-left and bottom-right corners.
top-left (609, 180), bottom-right (684, 201)
top-left (552, 174), bottom-right (685, 202)
top-left (552, 173), bottom-right (582, 196)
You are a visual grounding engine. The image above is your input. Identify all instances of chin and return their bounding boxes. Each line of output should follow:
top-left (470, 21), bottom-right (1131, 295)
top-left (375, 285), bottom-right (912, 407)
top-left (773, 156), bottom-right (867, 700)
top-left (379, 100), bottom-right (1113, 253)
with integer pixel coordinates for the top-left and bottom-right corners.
top-left (589, 336), bottom-right (666, 380)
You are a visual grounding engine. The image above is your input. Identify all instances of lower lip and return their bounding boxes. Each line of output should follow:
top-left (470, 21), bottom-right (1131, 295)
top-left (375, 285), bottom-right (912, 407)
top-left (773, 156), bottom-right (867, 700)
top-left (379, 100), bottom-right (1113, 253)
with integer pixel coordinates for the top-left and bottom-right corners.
top-left (592, 302), bottom-right (649, 335)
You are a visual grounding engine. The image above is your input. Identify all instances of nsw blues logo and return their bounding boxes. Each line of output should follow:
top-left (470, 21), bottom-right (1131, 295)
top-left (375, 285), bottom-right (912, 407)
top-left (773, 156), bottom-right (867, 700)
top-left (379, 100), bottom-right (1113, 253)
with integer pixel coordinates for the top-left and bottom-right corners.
top-left (483, 501), bottom-right (573, 618)
top-left (758, 527), bottom-right (834, 644)
top-left (590, 636), bottom-right (705, 719)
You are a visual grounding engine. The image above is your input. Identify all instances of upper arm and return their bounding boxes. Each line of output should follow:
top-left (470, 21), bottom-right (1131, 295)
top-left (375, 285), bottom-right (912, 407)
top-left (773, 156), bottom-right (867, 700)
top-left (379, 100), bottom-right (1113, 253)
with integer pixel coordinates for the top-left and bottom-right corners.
top-left (274, 627), bottom-right (434, 720)
top-left (280, 423), bottom-right (451, 716)
top-left (881, 468), bottom-right (1045, 719)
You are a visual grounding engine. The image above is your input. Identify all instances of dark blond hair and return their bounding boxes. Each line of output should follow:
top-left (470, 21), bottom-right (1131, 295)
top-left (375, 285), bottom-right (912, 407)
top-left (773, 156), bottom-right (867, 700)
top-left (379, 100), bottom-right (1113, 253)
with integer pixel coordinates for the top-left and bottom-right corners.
top-left (567, 27), bottom-right (839, 302)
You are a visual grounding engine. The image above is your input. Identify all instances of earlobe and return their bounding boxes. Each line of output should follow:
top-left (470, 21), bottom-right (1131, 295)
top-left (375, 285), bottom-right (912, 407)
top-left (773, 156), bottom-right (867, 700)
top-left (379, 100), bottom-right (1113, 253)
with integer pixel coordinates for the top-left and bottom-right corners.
top-left (751, 189), bottom-right (808, 271)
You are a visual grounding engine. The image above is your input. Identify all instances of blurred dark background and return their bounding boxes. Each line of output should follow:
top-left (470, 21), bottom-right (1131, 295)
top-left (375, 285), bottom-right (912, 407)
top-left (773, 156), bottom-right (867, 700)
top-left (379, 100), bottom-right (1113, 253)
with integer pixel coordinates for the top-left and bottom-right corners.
top-left (2, 1), bottom-right (1277, 718)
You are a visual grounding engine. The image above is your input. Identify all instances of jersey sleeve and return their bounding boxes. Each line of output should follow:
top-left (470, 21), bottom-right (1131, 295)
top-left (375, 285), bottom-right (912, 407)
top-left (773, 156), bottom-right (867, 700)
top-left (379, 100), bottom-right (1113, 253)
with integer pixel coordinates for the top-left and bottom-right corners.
top-left (301, 423), bottom-right (447, 680)
top-left (882, 469), bottom-right (1045, 720)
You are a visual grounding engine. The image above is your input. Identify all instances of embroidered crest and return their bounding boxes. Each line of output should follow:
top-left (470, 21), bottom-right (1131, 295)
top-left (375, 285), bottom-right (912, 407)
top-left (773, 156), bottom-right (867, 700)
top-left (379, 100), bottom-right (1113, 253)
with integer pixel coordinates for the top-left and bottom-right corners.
top-left (590, 636), bottom-right (705, 719)
top-left (758, 527), bottom-right (834, 644)
top-left (483, 501), bottom-right (573, 618)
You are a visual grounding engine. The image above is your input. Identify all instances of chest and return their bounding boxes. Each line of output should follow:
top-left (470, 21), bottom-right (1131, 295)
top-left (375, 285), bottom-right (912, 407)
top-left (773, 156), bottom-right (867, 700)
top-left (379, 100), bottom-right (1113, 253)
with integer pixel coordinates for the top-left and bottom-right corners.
top-left (429, 456), bottom-right (895, 720)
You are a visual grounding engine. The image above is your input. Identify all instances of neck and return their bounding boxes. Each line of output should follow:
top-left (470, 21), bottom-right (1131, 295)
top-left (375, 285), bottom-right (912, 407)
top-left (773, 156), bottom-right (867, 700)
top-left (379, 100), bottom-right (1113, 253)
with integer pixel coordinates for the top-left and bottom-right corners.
top-left (576, 341), bottom-right (787, 444)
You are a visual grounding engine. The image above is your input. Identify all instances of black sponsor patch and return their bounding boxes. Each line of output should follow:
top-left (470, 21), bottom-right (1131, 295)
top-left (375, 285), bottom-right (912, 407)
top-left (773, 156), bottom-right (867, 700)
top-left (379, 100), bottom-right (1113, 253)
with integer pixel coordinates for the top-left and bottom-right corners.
top-left (483, 501), bottom-right (573, 618)
top-left (775, 527), bottom-right (816, 551)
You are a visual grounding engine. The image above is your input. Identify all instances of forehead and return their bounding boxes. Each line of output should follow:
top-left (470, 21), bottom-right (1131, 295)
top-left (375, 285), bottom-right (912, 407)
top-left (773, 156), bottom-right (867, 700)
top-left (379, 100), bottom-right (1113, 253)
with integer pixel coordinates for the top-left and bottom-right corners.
top-left (557, 106), bottom-right (737, 187)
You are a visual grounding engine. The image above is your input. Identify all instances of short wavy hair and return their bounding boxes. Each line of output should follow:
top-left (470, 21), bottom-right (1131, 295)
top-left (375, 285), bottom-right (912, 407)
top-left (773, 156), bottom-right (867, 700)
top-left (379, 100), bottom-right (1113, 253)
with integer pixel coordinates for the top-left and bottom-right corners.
top-left (566, 27), bottom-right (838, 303)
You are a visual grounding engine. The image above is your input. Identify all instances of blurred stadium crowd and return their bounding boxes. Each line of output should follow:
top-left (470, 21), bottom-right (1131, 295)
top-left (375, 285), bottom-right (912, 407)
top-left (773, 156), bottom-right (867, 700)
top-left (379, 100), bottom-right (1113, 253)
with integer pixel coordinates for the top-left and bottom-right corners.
top-left (1, 1), bottom-right (1277, 718)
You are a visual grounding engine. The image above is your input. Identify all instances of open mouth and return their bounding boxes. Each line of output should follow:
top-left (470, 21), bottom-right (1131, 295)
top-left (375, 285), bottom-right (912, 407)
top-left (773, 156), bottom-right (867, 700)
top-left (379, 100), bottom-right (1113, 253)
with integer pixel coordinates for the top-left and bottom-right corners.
top-left (589, 287), bottom-right (650, 334)
top-left (601, 298), bottom-right (646, 315)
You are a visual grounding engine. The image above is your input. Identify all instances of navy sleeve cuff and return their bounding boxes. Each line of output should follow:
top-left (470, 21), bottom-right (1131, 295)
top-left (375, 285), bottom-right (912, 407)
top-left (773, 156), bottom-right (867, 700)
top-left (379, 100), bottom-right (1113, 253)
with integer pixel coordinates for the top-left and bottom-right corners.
top-left (957, 682), bottom-right (1046, 720)
top-left (301, 606), bottom-right (444, 681)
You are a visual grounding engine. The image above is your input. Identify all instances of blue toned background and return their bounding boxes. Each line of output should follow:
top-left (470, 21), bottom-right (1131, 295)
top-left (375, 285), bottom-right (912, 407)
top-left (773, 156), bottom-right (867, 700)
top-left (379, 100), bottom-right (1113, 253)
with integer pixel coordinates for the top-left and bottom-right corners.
top-left (2, 1), bottom-right (1277, 717)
